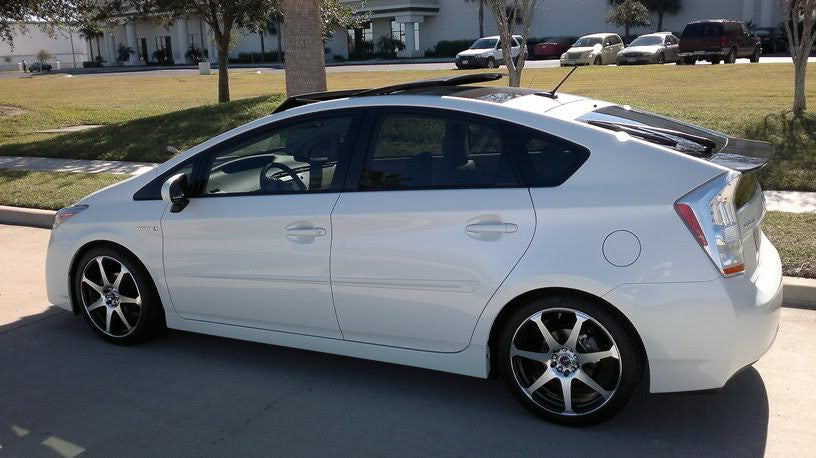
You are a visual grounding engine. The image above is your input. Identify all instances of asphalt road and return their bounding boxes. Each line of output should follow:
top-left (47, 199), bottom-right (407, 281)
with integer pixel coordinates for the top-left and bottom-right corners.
top-left (4, 56), bottom-right (813, 80)
top-left (1, 224), bottom-right (814, 457)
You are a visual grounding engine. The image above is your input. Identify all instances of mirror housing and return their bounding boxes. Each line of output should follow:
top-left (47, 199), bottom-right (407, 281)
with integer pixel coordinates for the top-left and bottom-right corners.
top-left (161, 173), bottom-right (190, 213)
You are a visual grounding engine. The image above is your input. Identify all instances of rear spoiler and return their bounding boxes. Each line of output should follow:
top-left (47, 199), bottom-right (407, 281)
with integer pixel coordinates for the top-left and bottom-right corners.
top-left (709, 137), bottom-right (774, 174)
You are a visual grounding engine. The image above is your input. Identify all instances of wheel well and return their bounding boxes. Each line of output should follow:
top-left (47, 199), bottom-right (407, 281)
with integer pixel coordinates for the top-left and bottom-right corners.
top-left (68, 240), bottom-right (165, 326)
top-left (485, 287), bottom-right (647, 378)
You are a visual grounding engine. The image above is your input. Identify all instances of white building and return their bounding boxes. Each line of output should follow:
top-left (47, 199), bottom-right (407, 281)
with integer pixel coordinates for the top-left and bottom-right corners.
top-left (0, 23), bottom-right (86, 70)
top-left (1, 0), bottom-right (781, 69)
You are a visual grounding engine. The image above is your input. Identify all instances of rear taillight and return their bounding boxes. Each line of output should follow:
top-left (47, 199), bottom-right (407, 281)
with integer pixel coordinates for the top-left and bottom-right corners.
top-left (720, 36), bottom-right (727, 48)
top-left (675, 171), bottom-right (745, 277)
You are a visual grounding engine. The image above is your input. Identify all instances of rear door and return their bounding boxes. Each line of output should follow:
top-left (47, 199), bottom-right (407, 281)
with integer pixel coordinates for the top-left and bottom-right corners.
top-left (330, 108), bottom-right (536, 352)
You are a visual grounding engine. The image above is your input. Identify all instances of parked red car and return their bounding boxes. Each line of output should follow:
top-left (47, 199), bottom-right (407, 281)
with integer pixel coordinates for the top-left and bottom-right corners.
top-left (533, 36), bottom-right (578, 59)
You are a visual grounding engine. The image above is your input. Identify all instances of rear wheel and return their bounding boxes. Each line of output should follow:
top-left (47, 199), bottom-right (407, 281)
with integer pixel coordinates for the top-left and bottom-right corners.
top-left (498, 294), bottom-right (643, 426)
top-left (710, 57), bottom-right (721, 64)
top-left (74, 246), bottom-right (164, 344)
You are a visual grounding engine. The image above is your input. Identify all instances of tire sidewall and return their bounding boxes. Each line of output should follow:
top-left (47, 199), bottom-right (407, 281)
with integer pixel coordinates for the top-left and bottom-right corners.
top-left (486, 57), bottom-right (495, 68)
top-left (73, 246), bottom-right (162, 344)
top-left (497, 294), bottom-right (643, 426)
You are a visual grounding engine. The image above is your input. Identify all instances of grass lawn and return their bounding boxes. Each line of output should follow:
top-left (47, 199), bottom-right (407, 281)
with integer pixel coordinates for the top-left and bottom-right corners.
top-left (0, 65), bottom-right (815, 190)
top-left (763, 211), bottom-right (816, 279)
top-left (0, 170), bottom-right (126, 210)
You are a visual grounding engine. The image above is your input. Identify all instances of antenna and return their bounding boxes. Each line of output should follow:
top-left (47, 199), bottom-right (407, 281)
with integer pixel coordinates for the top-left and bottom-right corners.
top-left (536, 65), bottom-right (578, 99)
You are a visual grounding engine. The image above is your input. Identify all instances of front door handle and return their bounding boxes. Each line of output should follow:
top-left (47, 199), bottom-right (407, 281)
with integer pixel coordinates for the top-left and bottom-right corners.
top-left (286, 227), bottom-right (327, 237)
top-left (465, 223), bottom-right (518, 234)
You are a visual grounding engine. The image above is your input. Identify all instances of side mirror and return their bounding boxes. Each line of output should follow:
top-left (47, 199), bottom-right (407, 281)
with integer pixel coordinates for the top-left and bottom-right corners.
top-left (161, 173), bottom-right (190, 213)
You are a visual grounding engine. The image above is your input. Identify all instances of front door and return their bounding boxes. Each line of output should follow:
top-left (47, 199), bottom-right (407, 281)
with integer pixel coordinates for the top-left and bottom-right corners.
top-left (161, 111), bottom-right (362, 338)
top-left (330, 109), bottom-right (536, 352)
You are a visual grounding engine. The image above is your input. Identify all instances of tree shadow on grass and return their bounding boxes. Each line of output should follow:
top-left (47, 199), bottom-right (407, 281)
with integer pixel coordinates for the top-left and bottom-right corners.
top-left (0, 95), bottom-right (283, 163)
top-left (744, 111), bottom-right (816, 192)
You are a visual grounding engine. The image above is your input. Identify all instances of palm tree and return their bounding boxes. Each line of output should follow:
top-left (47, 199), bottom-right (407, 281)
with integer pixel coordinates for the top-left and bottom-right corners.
top-left (280, 0), bottom-right (326, 95)
top-left (78, 22), bottom-right (104, 62)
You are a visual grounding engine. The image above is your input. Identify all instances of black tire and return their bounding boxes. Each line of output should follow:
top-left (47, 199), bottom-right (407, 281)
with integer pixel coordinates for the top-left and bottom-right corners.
top-left (486, 57), bottom-right (496, 68)
top-left (497, 293), bottom-right (644, 426)
top-left (73, 246), bottom-right (164, 344)
top-left (710, 57), bottom-right (721, 64)
top-left (725, 47), bottom-right (736, 64)
top-left (656, 53), bottom-right (665, 65)
top-left (593, 55), bottom-right (602, 66)
top-left (750, 46), bottom-right (761, 63)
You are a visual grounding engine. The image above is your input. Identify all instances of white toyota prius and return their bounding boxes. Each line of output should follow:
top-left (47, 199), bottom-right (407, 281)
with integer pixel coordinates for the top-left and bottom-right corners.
top-left (45, 73), bottom-right (782, 425)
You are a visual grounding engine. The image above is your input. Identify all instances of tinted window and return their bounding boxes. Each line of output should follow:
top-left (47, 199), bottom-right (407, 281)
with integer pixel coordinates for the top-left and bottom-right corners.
top-left (512, 126), bottom-right (590, 187)
top-left (682, 23), bottom-right (723, 38)
top-left (359, 112), bottom-right (519, 190)
top-left (203, 115), bottom-right (356, 195)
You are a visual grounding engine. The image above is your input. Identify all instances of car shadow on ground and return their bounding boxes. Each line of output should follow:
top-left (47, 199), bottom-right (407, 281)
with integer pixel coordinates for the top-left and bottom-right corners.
top-left (0, 308), bottom-right (768, 457)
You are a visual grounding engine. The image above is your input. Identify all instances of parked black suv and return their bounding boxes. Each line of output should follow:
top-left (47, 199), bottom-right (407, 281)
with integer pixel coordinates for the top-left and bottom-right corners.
top-left (678, 19), bottom-right (761, 64)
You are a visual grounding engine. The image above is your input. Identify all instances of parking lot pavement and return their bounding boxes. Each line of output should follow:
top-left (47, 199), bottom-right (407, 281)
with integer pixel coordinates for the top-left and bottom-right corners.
top-left (1, 223), bottom-right (813, 457)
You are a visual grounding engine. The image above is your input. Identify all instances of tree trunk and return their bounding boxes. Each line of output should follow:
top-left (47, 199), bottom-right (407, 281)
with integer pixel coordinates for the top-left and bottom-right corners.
top-left (217, 40), bottom-right (230, 103)
top-left (657, 11), bottom-right (664, 32)
top-left (794, 58), bottom-right (808, 114)
top-left (479, 0), bottom-right (484, 37)
top-left (260, 31), bottom-right (265, 62)
top-left (625, 25), bottom-right (630, 42)
top-left (96, 37), bottom-right (102, 61)
top-left (88, 39), bottom-right (94, 61)
top-left (281, 0), bottom-right (327, 96)
top-left (277, 21), bottom-right (283, 62)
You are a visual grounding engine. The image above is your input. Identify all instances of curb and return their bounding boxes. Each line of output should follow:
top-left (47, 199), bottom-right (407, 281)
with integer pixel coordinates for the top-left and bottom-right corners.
top-left (0, 205), bottom-right (814, 310)
top-left (0, 205), bottom-right (55, 229)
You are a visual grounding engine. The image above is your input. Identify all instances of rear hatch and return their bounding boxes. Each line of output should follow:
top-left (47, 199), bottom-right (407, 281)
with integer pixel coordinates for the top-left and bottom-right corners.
top-left (680, 22), bottom-right (724, 53)
top-left (580, 105), bottom-right (773, 277)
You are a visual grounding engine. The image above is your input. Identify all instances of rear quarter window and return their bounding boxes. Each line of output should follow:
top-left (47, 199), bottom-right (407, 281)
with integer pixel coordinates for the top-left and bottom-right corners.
top-left (511, 125), bottom-right (590, 187)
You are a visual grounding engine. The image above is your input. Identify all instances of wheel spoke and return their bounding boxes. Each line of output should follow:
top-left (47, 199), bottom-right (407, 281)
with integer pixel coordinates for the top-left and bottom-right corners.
top-left (525, 368), bottom-right (557, 395)
top-left (575, 370), bottom-right (612, 400)
top-left (533, 314), bottom-right (560, 351)
top-left (96, 257), bottom-right (111, 287)
top-left (115, 306), bottom-right (133, 332)
top-left (86, 298), bottom-right (105, 312)
top-left (82, 275), bottom-right (104, 295)
top-left (578, 348), bottom-right (619, 365)
top-left (511, 344), bottom-right (550, 364)
top-left (119, 295), bottom-right (141, 306)
top-left (112, 269), bottom-right (128, 290)
top-left (105, 306), bottom-right (114, 333)
top-left (564, 315), bottom-right (587, 350)
top-left (561, 377), bottom-right (573, 414)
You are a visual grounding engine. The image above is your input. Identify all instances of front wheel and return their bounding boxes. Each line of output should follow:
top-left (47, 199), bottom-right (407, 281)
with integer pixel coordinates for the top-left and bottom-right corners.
top-left (656, 53), bottom-right (665, 65)
top-left (593, 56), bottom-right (602, 66)
top-left (725, 47), bottom-right (737, 64)
top-left (486, 57), bottom-right (496, 68)
top-left (498, 294), bottom-right (643, 426)
top-left (74, 246), bottom-right (164, 344)
top-left (750, 46), bottom-right (761, 63)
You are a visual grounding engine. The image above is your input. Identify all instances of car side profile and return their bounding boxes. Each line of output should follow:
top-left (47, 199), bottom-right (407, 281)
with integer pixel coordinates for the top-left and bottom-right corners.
top-left (455, 35), bottom-right (522, 69)
top-left (46, 73), bottom-right (782, 425)
top-left (679, 19), bottom-right (762, 64)
top-left (560, 33), bottom-right (624, 66)
top-left (617, 32), bottom-right (680, 65)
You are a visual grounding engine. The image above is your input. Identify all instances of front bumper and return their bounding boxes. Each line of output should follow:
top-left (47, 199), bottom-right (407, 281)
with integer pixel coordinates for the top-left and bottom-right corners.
top-left (617, 54), bottom-right (659, 65)
top-left (603, 232), bottom-right (783, 393)
top-left (46, 226), bottom-right (77, 313)
top-left (559, 55), bottom-right (594, 66)
top-left (455, 56), bottom-right (489, 68)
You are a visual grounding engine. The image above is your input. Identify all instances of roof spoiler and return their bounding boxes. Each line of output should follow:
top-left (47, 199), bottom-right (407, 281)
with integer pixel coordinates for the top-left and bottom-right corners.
top-left (709, 137), bottom-right (774, 174)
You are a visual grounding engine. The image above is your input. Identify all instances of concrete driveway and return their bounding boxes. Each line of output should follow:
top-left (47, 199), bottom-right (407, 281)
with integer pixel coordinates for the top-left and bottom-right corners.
top-left (0, 224), bottom-right (813, 457)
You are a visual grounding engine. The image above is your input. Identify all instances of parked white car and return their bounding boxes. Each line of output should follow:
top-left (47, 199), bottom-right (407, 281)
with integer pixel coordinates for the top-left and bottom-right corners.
top-left (46, 73), bottom-right (782, 425)
top-left (560, 33), bottom-right (624, 66)
top-left (456, 35), bottom-right (523, 69)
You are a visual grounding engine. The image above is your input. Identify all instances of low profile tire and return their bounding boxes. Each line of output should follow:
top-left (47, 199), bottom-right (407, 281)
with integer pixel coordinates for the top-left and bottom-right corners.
top-left (73, 246), bottom-right (164, 344)
top-left (593, 56), bottom-right (602, 66)
top-left (497, 294), bottom-right (643, 426)
top-left (486, 57), bottom-right (496, 68)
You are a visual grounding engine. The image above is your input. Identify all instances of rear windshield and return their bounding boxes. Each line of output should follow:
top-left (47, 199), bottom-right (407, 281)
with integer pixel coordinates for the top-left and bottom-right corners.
top-left (682, 23), bottom-right (723, 38)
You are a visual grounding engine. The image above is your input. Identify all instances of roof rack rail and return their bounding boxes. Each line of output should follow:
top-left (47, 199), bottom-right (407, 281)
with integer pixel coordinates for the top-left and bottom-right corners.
top-left (272, 73), bottom-right (504, 114)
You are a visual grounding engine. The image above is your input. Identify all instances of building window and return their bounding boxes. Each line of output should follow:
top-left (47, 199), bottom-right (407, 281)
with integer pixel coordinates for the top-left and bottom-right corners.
top-left (390, 21), bottom-right (420, 51)
top-left (347, 22), bottom-right (374, 58)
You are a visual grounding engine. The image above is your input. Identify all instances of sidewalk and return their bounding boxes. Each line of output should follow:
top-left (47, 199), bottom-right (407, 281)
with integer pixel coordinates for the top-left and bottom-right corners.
top-left (0, 154), bottom-right (814, 212)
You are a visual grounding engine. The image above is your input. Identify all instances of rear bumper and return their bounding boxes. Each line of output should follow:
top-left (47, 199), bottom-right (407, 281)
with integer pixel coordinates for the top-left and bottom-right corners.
top-left (679, 49), bottom-right (727, 59)
top-left (603, 233), bottom-right (783, 393)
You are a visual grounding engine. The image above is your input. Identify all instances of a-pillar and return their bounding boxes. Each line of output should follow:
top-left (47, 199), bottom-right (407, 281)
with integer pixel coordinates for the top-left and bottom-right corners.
top-left (175, 18), bottom-right (190, 63)
top-left (125, 22), bottom-right (139, 65)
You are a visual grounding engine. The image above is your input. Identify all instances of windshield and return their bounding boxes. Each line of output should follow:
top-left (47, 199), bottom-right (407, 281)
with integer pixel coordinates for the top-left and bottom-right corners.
top-left (470, 38), bottom-right (497, 49)
top-left (629, 36), bottom-right (663, 46)
top-left (573, 37), bottom-right (603, 47)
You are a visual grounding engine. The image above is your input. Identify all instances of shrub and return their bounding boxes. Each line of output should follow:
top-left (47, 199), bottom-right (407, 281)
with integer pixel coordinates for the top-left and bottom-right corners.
top-left (426, 39), bottom-right (476, 57)
top-left (82, 61), bottom-right (102, 68)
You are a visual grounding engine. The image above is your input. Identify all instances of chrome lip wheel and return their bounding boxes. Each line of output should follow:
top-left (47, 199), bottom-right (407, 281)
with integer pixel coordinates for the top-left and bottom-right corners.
top-left (80, 256), bottom-right (142, 337)
top-left (510, 308), bottom-right (621, 416)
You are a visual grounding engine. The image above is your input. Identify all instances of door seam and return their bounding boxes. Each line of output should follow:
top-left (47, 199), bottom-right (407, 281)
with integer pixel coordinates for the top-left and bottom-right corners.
top-left (328, 192), bottom-right (345, 339)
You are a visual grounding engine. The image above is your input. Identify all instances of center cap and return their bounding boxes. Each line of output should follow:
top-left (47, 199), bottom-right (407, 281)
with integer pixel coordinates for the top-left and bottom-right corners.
top-left (104, 289), bottom-right (120, 306)
top-left (551, 348), bottom-right (579, 375)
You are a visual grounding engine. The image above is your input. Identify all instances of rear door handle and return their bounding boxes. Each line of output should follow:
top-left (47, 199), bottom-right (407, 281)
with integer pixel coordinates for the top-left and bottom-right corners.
top-left (286, 227), bottom-right (327, 237)
top-left (465, 223), bottom-right (518, 234)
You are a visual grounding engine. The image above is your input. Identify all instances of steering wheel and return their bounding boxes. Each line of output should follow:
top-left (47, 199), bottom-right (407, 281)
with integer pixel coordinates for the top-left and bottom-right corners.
top-left (260, 162), bottom-right (307, 192)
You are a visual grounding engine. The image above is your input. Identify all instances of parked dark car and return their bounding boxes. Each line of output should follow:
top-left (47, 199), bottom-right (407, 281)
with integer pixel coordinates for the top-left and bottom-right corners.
top-left (678, 19), bottom-right (761, 64)
top-left (533, 36), bottom-right (578, 59)
top-left (754, 27), bottom-right (787, 53)
top-left (29, 61), bottom-right (53, 72)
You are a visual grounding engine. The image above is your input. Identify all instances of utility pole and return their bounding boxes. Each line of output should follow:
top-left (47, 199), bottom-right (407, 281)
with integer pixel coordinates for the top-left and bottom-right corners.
top-left (68, 25), bottom-right (77, 68)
